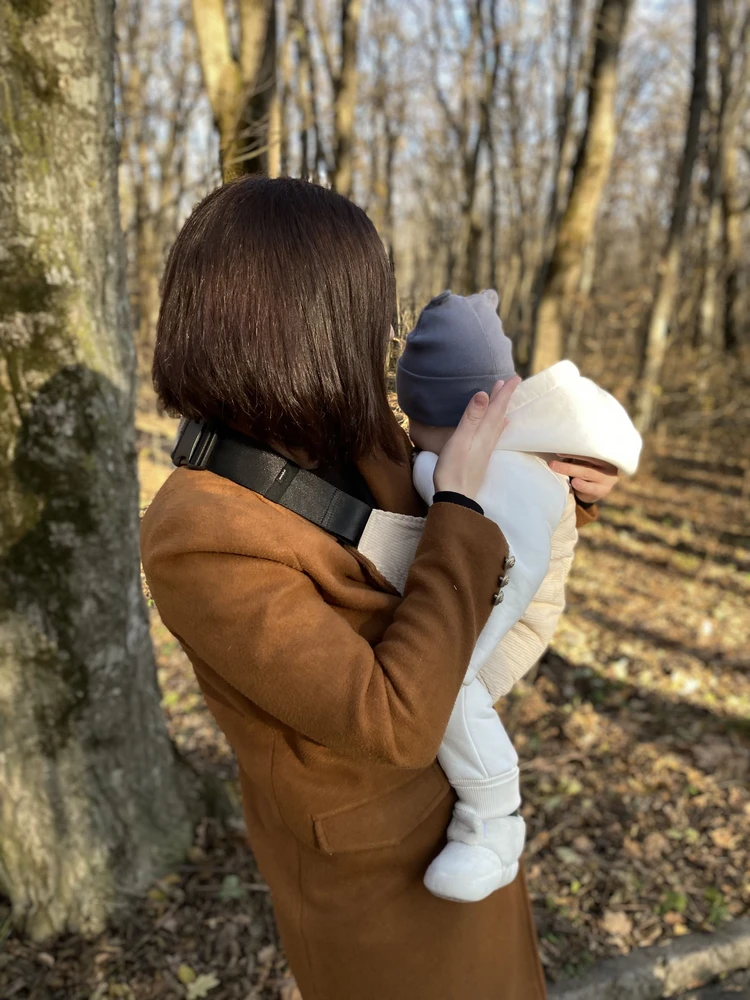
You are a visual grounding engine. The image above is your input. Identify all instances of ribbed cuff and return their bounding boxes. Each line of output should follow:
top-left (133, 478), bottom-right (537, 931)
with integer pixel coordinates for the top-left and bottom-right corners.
top-left (433, 491), bottom-right (484, 516)
top-left (450, 767), bottom-right (521, 818)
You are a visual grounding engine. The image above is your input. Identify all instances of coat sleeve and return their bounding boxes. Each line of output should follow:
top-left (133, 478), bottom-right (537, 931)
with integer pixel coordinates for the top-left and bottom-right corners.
top-left (145, 501), bottom-right (508, 769)
top-left (575, 500), bottom-right (598, 528)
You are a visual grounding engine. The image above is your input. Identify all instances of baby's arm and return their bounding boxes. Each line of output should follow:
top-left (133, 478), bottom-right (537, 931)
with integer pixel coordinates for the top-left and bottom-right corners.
top-left (478, 492), bottom-right (578, 701)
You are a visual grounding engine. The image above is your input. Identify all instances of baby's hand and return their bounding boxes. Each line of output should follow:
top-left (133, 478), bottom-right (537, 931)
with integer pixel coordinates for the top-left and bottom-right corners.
top-left (548, 455), bottom-right (618, 504)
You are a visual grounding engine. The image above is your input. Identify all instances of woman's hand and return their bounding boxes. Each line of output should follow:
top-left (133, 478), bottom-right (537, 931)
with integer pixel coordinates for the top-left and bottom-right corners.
top-left (548, 455), bottom-right (618, 504)
top-left (434, 377), bottom-right (521, 501)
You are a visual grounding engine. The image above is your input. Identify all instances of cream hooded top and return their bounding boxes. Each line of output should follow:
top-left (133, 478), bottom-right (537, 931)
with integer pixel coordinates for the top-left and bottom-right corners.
top-left (358, 361), bottom-right (641, 700)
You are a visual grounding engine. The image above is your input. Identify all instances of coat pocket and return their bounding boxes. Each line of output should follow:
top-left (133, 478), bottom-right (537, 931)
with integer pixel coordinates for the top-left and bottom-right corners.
top-left (313, 765), bottom-right (451, 855)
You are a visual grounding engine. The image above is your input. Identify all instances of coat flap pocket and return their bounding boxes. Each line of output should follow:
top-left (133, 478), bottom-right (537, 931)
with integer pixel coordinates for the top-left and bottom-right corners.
top-left (313, 766), bottom-right (451, 855)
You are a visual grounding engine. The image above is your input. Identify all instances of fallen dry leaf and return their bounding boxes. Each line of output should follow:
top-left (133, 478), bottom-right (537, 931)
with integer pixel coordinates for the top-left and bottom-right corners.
top-left (601, 910), bottom-right (633, 939)
top-left (643, 832), bottom-right (670, 861)
top-left (710, 827), bottom-right (738, 850)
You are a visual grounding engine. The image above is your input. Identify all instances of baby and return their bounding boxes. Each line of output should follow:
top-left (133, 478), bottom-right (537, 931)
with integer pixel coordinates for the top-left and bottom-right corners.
top-left (358, 289), bottom-right (641, 903)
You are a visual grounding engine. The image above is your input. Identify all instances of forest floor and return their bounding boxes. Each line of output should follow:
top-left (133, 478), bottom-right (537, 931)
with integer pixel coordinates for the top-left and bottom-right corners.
top-left (1, 410), bottom-right (748, 999)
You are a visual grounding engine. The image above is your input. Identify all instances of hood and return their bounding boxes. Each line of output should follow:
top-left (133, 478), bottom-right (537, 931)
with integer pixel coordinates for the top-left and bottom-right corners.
top-left (499, 361), bottom-right (642, 475)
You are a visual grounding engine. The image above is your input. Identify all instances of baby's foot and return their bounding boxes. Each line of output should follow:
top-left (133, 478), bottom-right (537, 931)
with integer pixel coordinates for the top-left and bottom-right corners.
top-left (424, 803), bottom-right (526, 903)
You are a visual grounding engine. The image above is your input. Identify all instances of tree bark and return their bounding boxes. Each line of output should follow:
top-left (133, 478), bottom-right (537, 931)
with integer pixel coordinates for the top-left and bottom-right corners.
top-left (439, 0), bottom-right (501, 295)
top-left (135, 190), bottom-right (162, 376)
top-left (721, 139), bottom-right (742, 352)
top-left (292, 0), bottom-right (326, 180)
top-left (566, 237), bottom-right (597, 359)
top-left (634, 0), bottom-right (709, 432)
top-left (488, 119), bottom-right (499, 291)
top-left (502, 30), bottom-right (533, 359)
top-left (544, 0), bottom-right (589, 256)
top-left (239, 0), bottom-right (279, 178)
top-left (116, 0), bottom-right (195, 387)
top-left (0, 0), bottom-right (202, 940)
top-left (697, 114), bottom-right (725, 351)
top-left (718, 2), bottom-right (749, 352)
top-left (192, 0), bottom-right (277, 180)
top-left (332, 0), bottom-right (362, 198)
top-left (529, 0), bottom-right (634, 374)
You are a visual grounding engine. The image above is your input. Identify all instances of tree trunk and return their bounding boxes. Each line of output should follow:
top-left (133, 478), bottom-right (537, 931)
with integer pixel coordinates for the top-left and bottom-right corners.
top-left (543, 0), bottom-right (589, 256)
top-left (238, 0), bottom-right (279, 178)
top-left (721, 140), bottom-right (742, 352)
top-left (454, 0), bottom-right (501, 295)
top-left (529, 0), bottom-right (634, 374)
top-left (566, 237), bottom-right (597, 359)
top-left (116, 0), bottom-right (197, 394)
top-left (528, 0), bottom-right (590, 364)
top-left (133, 130), bottom-right (163, 384)
top-left (135, 199), bottom-right (162, 379)
top-left (635, 0), bottom-right (709, 432)
top-left (718, 0), bottom-right (749, 352)
top-left (332, 0), bottom-right (362, 198)
top-left (192, 0), bottom-right (277, 180)
top-left (291, 0), bottom-right (325, 179)
top-left (697, 138), bottom-right (724, 351)
top-left (488, 122), bottom-right (499, 291)
top-left (0, 0), bottom-right (202, 941)
top-left (462, 215), bottom-right (484, 296)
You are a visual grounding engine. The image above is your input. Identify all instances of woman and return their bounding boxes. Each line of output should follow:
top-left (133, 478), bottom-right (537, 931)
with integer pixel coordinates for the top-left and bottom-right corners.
top-left (141, 177), bottom-right (614, 1000)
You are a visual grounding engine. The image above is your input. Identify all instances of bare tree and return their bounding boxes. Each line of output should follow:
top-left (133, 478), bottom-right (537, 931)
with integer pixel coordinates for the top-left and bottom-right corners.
top-left (290, 0), bottom-right (327, 179)
top-left (542, 0), bottom-right (592, 258)
top-left (333, 0), bottom-right (362, 197)
top-left (191, 0), bottom-right (278, 179)
top-left (0, 0), bottom-right (203, 940)
top-left (498, 7), bottom-right (546, 356)
top-left (635, 0), bottom-right (709, 432)
top-left (529, 0), bottom-right (634, 374)
top-left (117, 0), bottom-right (205, 382)
top-left (717, 1), bottom-right (750, 352)
top-left (366, 0), bottom-right (407, 266)
top-left (697, 2), bottom-right (749, 353)
top-left (428, 0), bottom-right (502, 294)
top-left (314, 0), bottom-right (363, 197)
top-left (466, 0), bottom-right (502, 294)
top-left (697, 64), bottom-right (726, 350)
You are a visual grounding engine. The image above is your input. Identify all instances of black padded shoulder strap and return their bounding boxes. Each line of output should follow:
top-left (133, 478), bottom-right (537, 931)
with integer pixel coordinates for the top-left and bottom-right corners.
top-left (171, 420), bottom-right (372, 546)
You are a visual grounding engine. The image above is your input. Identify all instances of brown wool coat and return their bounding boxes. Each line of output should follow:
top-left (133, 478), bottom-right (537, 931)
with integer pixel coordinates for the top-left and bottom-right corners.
top-left (141, 430), bottom-right (594, 1000)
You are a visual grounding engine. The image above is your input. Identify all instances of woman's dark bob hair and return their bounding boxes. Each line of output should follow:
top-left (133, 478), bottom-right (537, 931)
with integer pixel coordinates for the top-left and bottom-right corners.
top-left (153, 176), bottom-right (403, 468)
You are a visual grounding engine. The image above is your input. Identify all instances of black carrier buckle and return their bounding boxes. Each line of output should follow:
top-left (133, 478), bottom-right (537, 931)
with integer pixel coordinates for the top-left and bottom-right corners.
top-left (171, 419), bottom-right (219, 470)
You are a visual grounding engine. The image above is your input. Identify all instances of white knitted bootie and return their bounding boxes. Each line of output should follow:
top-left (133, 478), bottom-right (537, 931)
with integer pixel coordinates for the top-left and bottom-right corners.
top-left (424, 800), bottom-right (526, 903)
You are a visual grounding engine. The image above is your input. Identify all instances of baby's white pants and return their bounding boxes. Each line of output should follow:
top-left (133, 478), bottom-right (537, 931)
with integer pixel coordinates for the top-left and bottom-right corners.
top-left (438, 675), bottom-right (520, 816)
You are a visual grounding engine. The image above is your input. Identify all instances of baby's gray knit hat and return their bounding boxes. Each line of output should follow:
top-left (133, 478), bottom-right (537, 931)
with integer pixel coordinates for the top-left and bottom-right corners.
top-left (396, 289), bottom-right (516, 427)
